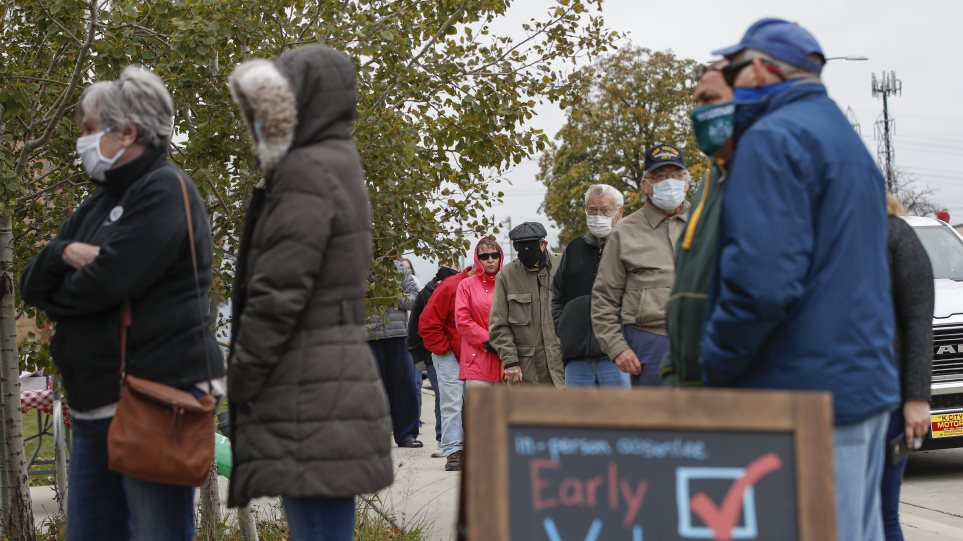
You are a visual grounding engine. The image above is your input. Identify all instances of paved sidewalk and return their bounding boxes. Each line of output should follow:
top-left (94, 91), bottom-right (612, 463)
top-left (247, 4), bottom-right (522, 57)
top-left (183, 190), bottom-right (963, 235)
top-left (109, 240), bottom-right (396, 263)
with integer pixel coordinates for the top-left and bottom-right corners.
top-left (30, 384), bottom-right (460, 540)
top-left (378, 386), bottom-right (460, 540)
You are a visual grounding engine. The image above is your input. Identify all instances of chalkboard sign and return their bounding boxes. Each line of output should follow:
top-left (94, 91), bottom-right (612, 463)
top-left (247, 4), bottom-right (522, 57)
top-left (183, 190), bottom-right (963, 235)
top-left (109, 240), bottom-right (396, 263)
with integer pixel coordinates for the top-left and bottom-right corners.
top-left (459, 387), bottom-right (836, 541)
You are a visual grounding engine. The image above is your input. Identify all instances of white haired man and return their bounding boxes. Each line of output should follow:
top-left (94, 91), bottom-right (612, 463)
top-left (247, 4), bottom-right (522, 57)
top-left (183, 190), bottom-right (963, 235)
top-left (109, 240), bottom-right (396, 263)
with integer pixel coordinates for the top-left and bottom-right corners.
top-left (551, 184), bottom-right (629, 388)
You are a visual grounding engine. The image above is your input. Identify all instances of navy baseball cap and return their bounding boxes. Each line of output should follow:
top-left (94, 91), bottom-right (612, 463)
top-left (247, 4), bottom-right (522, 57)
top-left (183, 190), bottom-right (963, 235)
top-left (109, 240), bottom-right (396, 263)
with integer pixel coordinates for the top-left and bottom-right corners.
top-left (711, 18), bottom-right (825, 74)
top-left (644, 144), bottom-right (686, 173)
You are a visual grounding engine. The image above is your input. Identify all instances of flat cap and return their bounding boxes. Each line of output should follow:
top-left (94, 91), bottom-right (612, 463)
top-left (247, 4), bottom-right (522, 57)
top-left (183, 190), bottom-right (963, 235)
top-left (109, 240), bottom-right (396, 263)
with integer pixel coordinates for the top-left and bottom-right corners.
top-left (509, 221), bottom-right (547, 242)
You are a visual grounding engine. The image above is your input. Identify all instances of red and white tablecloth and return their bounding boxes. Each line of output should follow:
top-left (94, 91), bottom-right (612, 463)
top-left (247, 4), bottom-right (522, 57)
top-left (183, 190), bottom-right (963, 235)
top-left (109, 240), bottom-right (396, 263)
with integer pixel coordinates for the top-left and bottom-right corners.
top-left (20, 389), bottom-right (72, 427)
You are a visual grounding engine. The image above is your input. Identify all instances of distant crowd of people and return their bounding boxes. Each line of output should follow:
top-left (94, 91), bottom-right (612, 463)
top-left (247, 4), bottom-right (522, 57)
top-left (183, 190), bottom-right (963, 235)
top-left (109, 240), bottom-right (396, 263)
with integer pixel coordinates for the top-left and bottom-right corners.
top-left (17, 14), bottom-right (932, 541)
top-left (395, 18), bottom-right (933, 541)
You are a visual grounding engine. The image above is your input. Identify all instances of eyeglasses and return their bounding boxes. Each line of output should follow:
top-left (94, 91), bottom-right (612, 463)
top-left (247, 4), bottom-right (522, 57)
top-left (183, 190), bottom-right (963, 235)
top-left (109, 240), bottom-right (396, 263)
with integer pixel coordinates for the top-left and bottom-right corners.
top-left (478, 252), bottom-right (501, 261)
top-left (721, 58), bottom-right (787, 87)
top-left (650, 170), bottom-right (688, 182)
top-left (586, 206), bottom-right (618, 217)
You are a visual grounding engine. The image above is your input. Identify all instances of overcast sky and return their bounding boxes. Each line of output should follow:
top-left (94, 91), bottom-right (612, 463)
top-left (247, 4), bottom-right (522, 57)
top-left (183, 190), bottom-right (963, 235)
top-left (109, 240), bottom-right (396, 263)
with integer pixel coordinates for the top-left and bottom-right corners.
top-left (408, 0), bottom-right (963, 279)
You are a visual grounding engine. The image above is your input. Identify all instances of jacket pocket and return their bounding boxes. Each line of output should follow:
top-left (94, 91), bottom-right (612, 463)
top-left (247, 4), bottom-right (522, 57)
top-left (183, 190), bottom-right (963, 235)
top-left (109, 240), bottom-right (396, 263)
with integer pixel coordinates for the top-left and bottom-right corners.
top-left (636, 287), bottom-right (670, 330)
top-left (516, 345), bottom-right (537, 383)
top-left (507, 293), bottom-right (533, 325)
top-left (621, 287), bottom-right (642, 326)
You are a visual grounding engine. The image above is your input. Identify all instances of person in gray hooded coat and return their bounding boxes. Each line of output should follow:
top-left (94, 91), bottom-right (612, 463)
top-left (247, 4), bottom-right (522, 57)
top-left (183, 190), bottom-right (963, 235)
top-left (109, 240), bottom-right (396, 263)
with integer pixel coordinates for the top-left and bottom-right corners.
top-left (226, 45), bottom-right (393, 538)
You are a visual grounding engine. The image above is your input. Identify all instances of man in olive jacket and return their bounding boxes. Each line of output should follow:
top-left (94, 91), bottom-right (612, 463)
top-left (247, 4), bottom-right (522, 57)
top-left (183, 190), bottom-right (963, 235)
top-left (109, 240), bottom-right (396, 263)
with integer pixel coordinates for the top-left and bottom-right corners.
top-left (490, 222), bottom-right (565, 386)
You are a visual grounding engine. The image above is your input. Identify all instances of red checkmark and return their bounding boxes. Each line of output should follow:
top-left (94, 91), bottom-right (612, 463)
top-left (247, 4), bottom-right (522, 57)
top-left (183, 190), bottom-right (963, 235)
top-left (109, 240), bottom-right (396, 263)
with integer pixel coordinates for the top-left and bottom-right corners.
top-left (689, 452), bottom-right (783, 541)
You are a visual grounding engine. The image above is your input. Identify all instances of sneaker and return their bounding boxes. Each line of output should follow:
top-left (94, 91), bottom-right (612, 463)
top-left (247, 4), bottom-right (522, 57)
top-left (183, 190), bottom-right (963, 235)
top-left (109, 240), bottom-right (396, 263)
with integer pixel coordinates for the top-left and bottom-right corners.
top-left (445, 450), bottom-right (464, 471)
top-left (398, 438), bottom-right (424, 448)
top-left (431, 449), bottom-right (445, 458)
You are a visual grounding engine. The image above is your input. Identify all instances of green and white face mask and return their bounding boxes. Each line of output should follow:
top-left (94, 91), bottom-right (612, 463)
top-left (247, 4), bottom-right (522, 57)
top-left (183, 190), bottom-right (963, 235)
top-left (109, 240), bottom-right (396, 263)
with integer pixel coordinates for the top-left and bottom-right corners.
top-left (690, 102), bottom-right (734, 157)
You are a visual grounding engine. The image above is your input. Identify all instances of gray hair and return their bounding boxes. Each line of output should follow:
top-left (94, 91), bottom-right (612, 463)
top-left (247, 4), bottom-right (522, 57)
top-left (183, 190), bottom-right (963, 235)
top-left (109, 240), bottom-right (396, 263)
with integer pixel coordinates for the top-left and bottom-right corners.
top-left (584, 184), bottom-right (624, 208)
top-left (741, 50), bottom-right (821, 80)
top-left (78, 66), bottom-right (174, 147)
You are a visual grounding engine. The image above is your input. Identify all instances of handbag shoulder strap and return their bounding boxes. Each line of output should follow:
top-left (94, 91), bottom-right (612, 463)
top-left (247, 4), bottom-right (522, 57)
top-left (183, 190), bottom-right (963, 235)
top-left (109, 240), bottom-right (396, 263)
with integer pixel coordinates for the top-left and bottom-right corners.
top-left (119, 173), bottom-right (214, 387)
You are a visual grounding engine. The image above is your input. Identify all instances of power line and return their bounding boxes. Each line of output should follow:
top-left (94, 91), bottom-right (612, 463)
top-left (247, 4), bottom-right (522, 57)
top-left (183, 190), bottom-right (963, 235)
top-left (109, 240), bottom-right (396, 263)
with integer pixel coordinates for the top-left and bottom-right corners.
top-left (850, 108), bottom-right (963, 124)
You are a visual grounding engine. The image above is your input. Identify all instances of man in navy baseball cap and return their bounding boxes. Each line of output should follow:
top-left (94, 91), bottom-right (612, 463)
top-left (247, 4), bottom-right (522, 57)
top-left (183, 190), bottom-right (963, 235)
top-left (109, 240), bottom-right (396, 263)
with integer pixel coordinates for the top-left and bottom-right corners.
top-left (712, 18), bottom-right (825, 77)
top-left (643, 143), bottom-right (687, 173)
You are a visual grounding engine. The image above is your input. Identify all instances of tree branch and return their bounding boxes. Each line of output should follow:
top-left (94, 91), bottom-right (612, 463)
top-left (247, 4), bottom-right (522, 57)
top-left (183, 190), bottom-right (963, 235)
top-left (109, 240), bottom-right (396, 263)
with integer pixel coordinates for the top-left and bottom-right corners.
top-left (19, 0), bottom-right (97, 170)
top-left (367, 3), bottom-right (469, 114)
top-left (468, 5), bottom-right (578, 76)
top-left (15, 170), bottom-right (76, 203)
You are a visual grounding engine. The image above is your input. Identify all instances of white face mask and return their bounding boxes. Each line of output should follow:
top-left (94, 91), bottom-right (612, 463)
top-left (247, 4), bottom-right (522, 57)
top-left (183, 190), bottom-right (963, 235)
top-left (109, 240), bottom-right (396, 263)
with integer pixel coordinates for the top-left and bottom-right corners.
top-left (586, 215), bottom-right (614, 238)
top-left (76, 131), bottom-right (125, 181)
top-left (651, 178), bottom-right (687, 211)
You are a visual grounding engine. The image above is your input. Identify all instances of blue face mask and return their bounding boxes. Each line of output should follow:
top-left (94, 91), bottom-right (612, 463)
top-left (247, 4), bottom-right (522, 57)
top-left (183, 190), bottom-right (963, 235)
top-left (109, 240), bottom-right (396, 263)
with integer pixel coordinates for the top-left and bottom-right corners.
top-left (732, 80), bottom-right (796, 104)
top-left (732, 80), bottom-right (800, 143)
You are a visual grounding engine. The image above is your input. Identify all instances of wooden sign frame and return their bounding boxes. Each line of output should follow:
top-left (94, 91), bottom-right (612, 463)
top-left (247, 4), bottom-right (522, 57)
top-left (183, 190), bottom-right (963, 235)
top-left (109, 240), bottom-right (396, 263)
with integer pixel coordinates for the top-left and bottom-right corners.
top-left (459, 386), bottom-right (836, 541)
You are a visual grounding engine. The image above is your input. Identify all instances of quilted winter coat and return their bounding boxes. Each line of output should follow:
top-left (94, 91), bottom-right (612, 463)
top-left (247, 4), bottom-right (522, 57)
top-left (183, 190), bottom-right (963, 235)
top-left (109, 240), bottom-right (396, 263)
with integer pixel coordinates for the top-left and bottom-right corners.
top-left (225, 45), bottom-right (393, 507)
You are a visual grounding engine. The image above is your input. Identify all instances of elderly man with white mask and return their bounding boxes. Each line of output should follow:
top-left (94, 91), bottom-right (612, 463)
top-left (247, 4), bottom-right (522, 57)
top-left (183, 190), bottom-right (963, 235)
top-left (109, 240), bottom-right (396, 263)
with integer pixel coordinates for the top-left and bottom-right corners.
top-left (551, 184), bottom-right (630, 388)
top-left (592, 144), bottom-right (691, 386)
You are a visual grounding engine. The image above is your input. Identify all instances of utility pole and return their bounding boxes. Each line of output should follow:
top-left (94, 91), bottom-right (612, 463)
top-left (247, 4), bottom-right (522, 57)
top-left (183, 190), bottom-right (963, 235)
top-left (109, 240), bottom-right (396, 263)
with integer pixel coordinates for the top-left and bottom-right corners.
top-left (872, 71), bottom-right (902, 192)
top-left (502, 217), bottom-right (514, 262)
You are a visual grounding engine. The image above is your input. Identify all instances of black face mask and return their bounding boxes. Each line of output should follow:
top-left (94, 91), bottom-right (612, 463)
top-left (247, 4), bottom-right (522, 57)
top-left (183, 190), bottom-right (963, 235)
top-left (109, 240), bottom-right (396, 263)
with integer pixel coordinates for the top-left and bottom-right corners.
top-left (515, 241), bottom-right (546, 269)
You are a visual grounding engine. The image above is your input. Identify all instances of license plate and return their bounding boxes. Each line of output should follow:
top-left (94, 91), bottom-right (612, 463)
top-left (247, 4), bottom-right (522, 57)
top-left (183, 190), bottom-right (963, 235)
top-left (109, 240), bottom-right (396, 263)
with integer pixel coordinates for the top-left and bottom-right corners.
top-left (931, 413), bottom-right (963, 438)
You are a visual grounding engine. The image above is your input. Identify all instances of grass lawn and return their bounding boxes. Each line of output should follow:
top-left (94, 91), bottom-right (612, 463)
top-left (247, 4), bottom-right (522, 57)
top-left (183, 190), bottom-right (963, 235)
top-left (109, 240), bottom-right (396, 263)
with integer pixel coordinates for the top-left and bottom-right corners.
top-left (22, 410), bottom-right (59, 487)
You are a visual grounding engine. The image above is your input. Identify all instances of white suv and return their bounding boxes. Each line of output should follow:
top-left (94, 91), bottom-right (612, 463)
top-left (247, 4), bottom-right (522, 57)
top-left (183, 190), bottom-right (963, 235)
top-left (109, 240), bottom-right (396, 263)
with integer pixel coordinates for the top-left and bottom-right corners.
top-left (904, 215), bottom-right (963, 450)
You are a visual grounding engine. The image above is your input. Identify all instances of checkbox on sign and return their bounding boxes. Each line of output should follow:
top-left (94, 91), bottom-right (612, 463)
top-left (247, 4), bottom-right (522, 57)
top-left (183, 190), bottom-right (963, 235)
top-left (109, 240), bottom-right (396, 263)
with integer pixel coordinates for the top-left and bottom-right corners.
top-left (675, 467), bottom-right (759, 539)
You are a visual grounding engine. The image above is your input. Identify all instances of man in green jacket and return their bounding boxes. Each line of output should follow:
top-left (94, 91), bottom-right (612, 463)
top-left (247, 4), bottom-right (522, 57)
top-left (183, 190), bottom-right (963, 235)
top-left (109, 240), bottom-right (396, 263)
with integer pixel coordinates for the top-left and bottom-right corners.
top-left (661, 61), bottom-right (734, 386)
top-left (489, 222), bottom-right (565, 386)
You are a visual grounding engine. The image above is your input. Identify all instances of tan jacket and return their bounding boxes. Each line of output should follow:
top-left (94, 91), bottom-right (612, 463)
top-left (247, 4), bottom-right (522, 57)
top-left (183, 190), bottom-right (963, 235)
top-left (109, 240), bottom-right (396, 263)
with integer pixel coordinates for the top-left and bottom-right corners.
top-left (592, 201), bottom-right (690, 360)
top-left (489, 256), bottom-right (565, 386)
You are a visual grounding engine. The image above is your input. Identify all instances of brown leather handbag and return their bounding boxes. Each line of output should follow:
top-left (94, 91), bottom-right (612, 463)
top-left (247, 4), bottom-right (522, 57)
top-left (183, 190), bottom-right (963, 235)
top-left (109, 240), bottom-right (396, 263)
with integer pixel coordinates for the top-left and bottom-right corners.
top-left (107, 173), bottom-right (217, 486)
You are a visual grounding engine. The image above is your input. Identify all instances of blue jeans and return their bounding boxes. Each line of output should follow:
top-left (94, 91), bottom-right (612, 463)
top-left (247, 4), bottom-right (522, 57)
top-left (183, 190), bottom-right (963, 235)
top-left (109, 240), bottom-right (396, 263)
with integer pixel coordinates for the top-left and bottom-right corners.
top-left (433, 351), bottom-right (464, 457)
top-left (623, 326), bottom-right (667, 387)
top-left (881, 408), bottom-right (907, 541)
top-left (283, 496), bottom-right (355, 541)
top-left (426, 362), bottom-right (442, 442)
top-left (834, 410), bottom-right (889, 541)
top-left (416, 367), bottom-right (423, 424)
top-left (565, 356), bottom-right (630, 388)
top-left (67, 418), bottom-right (195, 541)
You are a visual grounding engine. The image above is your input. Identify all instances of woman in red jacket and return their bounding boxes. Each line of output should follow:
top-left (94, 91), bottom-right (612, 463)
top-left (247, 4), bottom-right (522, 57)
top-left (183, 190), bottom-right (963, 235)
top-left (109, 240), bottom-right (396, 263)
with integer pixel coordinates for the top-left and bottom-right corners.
top-left (455, 237), bottom-right (505, 385)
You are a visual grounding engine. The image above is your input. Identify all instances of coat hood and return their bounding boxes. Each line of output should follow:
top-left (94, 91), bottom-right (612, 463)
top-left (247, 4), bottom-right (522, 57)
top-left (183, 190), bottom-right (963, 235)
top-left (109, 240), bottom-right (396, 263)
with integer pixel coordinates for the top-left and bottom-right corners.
top-left (229, 44), bottom-right (357, 172)
top-left (432, 266), bottom-right (458, 284)
top-left (473, 239), bottom-right (504, 286)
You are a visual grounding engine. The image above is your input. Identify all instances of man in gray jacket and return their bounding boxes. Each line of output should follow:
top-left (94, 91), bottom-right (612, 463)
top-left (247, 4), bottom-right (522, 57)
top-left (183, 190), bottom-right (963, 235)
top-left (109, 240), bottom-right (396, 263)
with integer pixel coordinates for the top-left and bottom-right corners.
top-left (368, 259), bottom-right (423, 447)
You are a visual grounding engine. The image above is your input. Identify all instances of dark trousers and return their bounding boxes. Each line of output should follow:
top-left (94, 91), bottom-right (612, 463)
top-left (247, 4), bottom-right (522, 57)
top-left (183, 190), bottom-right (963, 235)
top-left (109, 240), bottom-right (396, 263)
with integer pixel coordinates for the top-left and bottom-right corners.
top-left (881, 408), bottom-right (908, 541)
top-left (623, 325), bottom-right (668, 387)
top-left (426, 362), bottom-right (442, 442)
top-left (283, 496), bottom-right (355, 541)
top-left (369, 337), bottom-right (420, 445)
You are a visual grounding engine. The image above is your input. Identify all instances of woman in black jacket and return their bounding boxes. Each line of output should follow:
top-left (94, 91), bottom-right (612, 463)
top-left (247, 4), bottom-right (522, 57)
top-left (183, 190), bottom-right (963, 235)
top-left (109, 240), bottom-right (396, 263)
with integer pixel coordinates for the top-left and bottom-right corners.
top-left (20, 66), bottom-right (222, 541)
top-left (881, 193), bottom-right (934, 541)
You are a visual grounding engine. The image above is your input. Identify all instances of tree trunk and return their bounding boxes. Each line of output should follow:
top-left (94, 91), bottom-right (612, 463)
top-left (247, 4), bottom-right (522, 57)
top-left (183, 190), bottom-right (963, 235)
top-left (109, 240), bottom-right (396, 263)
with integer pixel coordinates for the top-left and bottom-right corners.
top-left (237, 505), bottom-right (259, 541)
top-left (0, 212), bottom-right (36, 539)
top-left (0, 358), bottom-right (9, 538)
top-left (197, 461), bottom-right (221, 540)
